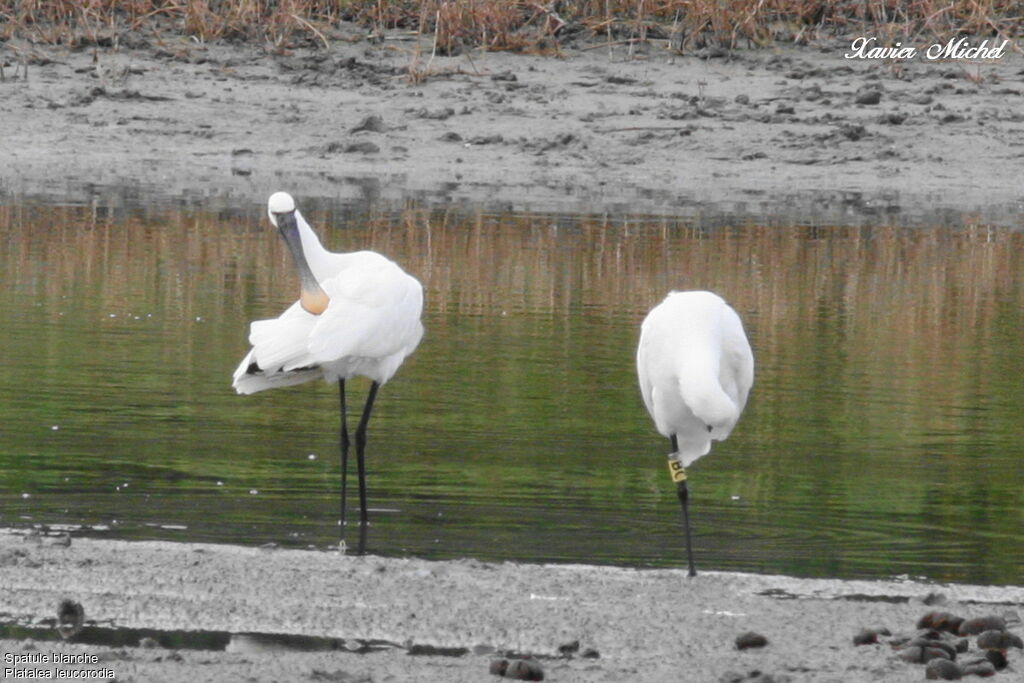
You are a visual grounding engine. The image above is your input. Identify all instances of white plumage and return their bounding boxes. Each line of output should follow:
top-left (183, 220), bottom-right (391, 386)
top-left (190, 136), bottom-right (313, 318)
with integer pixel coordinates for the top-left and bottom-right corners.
top-left (232, 191), bottom-right (424, 542)
top-left (636, 290), bottom-right (754, 577)
top-left (637, 290), bottom-right (753, 466)
top-left (232, 195), bottom-right (423, 394)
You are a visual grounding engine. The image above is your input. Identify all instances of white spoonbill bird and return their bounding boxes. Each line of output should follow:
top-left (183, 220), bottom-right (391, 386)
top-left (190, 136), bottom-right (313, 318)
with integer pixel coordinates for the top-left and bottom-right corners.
top-left (233, 192), bottom-right (424, 541)
top-left (636, 290), bottom-right (754, 577)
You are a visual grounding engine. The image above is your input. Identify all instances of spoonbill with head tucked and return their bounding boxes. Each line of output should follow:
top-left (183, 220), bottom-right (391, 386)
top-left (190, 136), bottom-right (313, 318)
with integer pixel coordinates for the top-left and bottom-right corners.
top-left (636, 290), bottom-right (754, 577)
top-left (233, 192), bottom-right (424, 544)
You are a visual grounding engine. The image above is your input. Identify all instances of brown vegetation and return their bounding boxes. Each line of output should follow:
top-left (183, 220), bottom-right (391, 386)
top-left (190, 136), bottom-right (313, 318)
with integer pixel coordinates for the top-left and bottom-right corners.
top-left (1, 1), bottom-right (1022, 52)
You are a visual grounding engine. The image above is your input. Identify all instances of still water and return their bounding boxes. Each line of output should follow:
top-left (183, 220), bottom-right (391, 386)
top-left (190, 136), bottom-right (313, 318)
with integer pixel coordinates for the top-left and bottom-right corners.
top-left (1, 189), bottom-right (1021, 584)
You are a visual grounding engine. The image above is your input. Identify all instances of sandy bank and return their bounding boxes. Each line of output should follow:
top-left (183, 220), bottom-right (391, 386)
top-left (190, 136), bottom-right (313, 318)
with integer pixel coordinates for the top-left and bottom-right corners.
top-left (1, 533), bottom-right (1022, 681)
top-left (2, 31), bottom-right (1023, 222)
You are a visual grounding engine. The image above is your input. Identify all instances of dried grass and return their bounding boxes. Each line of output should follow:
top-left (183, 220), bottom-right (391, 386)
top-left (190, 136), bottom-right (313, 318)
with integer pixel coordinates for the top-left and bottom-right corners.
top-left (1, 0), bottom-right (1021, 51)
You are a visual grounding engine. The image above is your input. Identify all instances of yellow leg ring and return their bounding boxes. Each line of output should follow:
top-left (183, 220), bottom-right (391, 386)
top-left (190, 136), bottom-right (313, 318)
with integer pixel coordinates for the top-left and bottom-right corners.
top-left (667, 458), bottom-right (688, 483)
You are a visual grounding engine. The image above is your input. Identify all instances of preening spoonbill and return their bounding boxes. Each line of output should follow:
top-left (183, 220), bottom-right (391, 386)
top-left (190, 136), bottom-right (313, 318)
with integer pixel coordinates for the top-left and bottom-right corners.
top-left (636, 291), bottom-right (754, 576)
top-left (233, 192), bottom-right (424, 543)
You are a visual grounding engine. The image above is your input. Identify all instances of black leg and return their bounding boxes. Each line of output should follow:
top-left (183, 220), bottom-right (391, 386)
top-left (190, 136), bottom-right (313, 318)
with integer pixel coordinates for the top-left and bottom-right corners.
top-left (356, 520), bottom-right (368, 556)
top-left (354, 381), bottom-right (380, 526)
top-left (676, 480), bottom-right (697, 577)
top-left (669, 434), bottom-right (697, 577)
top-left (339, 380), bottom-right (351, 542)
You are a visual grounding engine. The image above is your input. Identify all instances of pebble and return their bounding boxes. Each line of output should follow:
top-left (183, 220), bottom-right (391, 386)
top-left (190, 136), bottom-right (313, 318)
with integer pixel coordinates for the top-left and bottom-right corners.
top-left (960, 659), bottom-right (996, 677)
top-left (855, 90), bottom-right (882, 105)
top-left (838, 123), bottom-right (866, 141)
top-left (349, 114), bottom-right (386, 134)
top-left (976, 629), bottom-right (1023, 651)
top-left (897, 645), bottom-right (951, 663)
top-left (983, 650), bottom-right (1007, 670)
top-left (503, 659), bottom-right (544, 681)
top-left (342, 141), bottom-right (380, 154)
top-left (735, 632), bottom-right (769, 650)
top-left (56, 599), bottom-right (85, 640)
top-left (853, 629), bottom-right (879, 646)
top-left (958, 616), bottom-right (1006, 636)
top-left (852, 627), bottom-right (891, 646)
top-left (908, 636), bottom-right (957, 660)
top-left (924, 658), bottom-right (962, 680)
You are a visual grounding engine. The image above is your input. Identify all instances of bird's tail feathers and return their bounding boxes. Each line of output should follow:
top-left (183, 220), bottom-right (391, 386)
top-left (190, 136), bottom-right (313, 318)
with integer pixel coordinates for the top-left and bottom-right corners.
top-left (248, 315), bottom-right (317, 372)
top-left (232, 366), bottom-right (321, 395)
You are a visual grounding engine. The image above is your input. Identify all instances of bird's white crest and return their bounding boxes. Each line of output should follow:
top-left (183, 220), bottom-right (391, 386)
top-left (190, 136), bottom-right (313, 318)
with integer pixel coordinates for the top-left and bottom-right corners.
top-left (267, 191), bottom-right (296, 225)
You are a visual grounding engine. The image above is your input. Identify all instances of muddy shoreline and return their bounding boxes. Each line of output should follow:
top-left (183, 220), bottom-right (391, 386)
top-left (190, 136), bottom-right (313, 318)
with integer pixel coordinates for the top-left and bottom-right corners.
top-left (2, 29), bottom-right (1023, 222)
top-left (1, 533), bottom-right (1022, 682)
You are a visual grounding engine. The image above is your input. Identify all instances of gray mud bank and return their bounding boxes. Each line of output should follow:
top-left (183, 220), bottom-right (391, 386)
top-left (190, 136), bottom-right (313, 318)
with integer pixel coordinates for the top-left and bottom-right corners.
top-left (1, 534), bottom-right (1022, 682)
top-left (2, 32), bottom-right (1024, 222)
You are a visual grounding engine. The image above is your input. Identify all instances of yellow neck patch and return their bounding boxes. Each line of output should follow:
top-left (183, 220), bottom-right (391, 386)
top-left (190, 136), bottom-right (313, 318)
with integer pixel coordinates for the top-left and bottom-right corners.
top-left (300, 289), bottom-right (330, 315)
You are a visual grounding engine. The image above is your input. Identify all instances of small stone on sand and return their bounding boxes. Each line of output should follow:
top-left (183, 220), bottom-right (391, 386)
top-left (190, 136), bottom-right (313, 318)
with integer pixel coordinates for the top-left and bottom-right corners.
top-left (735, 632), bottom-right (769, 650)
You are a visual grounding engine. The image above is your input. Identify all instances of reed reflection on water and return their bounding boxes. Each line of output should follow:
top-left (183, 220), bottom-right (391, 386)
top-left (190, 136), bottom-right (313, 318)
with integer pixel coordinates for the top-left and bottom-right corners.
top-left (0, 196), bottom-right (1021, 584)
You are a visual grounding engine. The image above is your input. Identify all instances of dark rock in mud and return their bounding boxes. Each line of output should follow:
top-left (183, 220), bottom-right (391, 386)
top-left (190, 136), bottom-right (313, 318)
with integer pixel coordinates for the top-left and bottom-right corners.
top-left (557, 640), bottom-right (579, 656)
top-left (309, 669), bottom-right (371, 682)
top-left (983, 650), bottom-right (1008, 670)
top-left (976, 629), bottom-right (1023, 651)
top-left (735, 632), bottom-right (769, 650)
top-left (901, 634), bottom-right (957, 660)
top-left (921, 592), bottom-right (948, 606)
top-left (503, 658), bottom-right (544, 681)
top-left (720, 671), bottom-right (792, 683)
top-left (57, 599), bottom-right (84, 640)
top-left (960, 658), bottom-right (997, 677)
top-left (838, 124), bottom-right (866, 141)
top-left (413, 106), bottom-right (455, 120)
top-left (924, 658), bottom-right (962, 680)
top-left (853, 630), bottom-right (878, 646)
top-left (917, 612), bottom-right (963, 634)
top-left (469, 134), bottom-right (504, 145)
top-left (350, 115), bottom-right (386, 134)
top-left (877, 112), bottom-right (907, 125)
top-left (897, 645), bottom-right (952, 664)
top-left (958, 616), bottom-right (1006, 636)
top-left (853, 627), bottom-right (890, 645)
top-left (855, 89), bottom-right (882, 105)
top-left (342, 141), bottom-right (380, 155)
top-left (438, 132), bottom-right (463, 142)
top-left (802, 85), bottom-right (823, 101)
